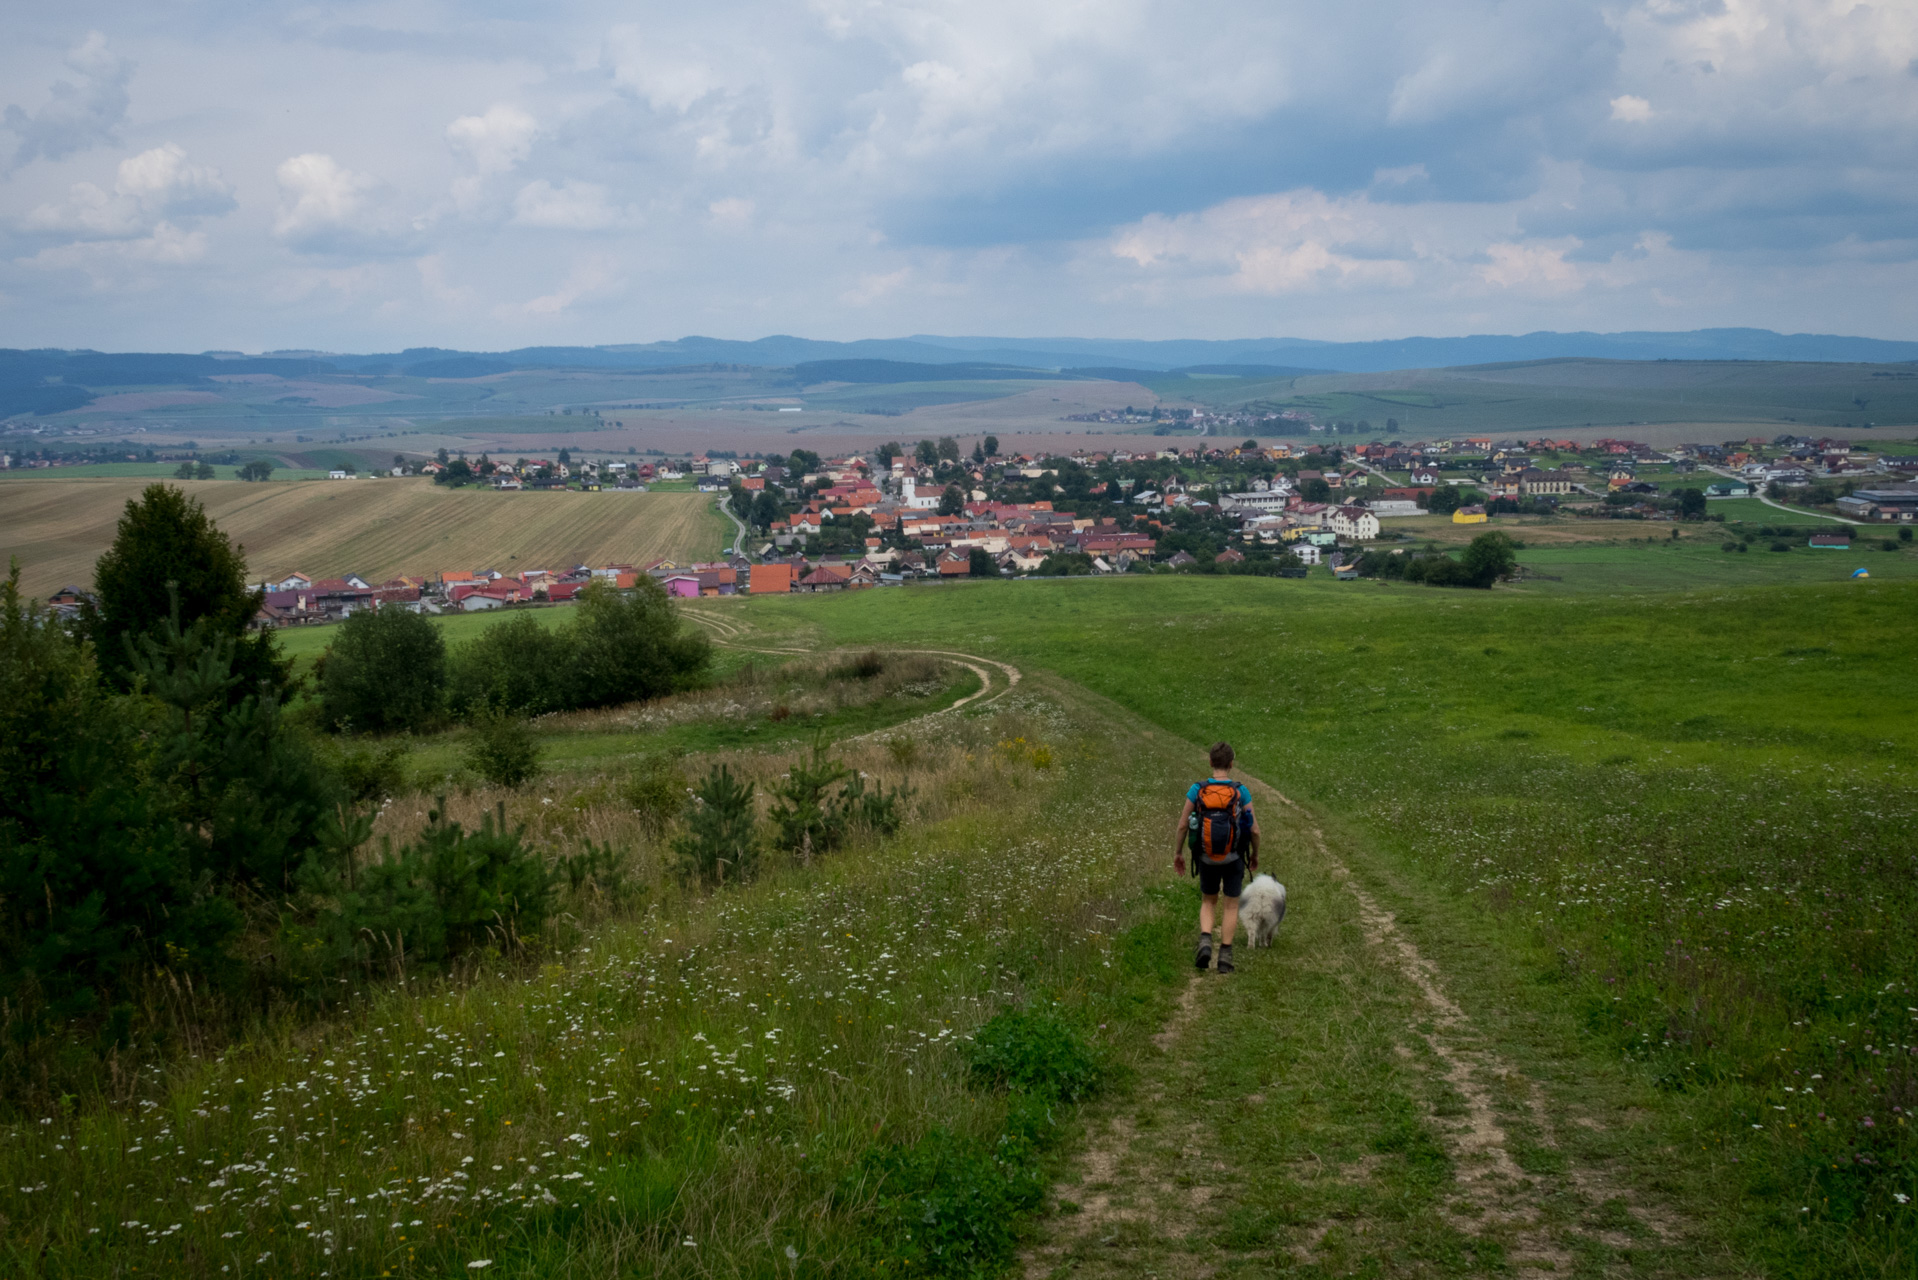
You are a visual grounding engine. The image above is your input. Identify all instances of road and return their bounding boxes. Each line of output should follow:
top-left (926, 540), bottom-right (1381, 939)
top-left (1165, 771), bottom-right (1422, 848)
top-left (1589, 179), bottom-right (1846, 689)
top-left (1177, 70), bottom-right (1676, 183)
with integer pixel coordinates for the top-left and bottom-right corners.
top-left (1701, 465), bottom-right (1860, 524)
top-left (715, 491), bottom-right (752, 557)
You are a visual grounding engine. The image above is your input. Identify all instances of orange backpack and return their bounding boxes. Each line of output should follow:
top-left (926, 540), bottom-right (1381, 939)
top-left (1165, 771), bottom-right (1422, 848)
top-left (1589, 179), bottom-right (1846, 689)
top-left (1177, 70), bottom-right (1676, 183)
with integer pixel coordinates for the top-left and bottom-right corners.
top-left (1188, 779), bottom-right (1244, 871)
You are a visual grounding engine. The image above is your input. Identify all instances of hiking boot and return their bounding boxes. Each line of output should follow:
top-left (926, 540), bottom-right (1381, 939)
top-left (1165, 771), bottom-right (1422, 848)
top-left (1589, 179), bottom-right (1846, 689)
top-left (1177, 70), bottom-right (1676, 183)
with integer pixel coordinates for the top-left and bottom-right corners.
top-left (1216, 944), bottom-right (1235, 974)
top-left (1194, 934), bottom-right (1213, 971)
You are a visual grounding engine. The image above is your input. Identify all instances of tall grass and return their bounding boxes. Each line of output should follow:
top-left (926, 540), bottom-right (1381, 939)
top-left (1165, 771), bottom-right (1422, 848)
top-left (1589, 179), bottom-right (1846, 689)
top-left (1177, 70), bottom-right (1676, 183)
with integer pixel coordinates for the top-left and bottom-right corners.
top-left (0, 684), bottom-right (1190, 1278)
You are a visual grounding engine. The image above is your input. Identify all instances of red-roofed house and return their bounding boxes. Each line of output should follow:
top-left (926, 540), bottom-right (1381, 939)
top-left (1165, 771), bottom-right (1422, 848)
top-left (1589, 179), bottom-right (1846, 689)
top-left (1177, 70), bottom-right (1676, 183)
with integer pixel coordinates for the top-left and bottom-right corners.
top-left (749, 564), bottom-right (796, 594)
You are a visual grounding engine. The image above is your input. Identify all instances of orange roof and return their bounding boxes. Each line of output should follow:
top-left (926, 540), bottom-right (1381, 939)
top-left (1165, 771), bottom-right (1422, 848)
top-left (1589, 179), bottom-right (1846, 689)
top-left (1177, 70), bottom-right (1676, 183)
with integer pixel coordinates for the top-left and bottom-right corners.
top-left (748, 564), bottom-right (795, 594)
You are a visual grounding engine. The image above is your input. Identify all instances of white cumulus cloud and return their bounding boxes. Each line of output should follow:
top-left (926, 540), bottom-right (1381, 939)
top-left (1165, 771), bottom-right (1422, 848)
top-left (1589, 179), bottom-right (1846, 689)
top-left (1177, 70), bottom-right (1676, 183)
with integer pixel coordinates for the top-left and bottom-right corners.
top-left (273, 153), bottom-right (413, 255)
top-left (22, 144), bottom-right (234, 239)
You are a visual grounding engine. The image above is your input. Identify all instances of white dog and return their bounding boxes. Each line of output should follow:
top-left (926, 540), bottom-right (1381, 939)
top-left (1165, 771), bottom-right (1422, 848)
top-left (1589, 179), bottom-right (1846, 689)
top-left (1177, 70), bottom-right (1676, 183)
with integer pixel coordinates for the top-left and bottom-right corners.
top-left (1238, 874), bottom-right (1288, 948)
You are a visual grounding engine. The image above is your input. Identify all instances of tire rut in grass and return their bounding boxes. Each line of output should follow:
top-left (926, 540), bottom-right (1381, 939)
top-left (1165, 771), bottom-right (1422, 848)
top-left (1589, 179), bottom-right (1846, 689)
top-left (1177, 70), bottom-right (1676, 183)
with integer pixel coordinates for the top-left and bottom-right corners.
top-left (1250, 776), bottom-right (1684, 1271)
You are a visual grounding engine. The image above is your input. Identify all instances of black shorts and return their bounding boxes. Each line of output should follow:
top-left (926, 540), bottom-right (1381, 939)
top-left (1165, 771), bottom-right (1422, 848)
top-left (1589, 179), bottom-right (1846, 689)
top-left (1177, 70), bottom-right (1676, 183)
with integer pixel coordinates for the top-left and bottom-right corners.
top-left (1197, 859), bottom-right (1243, 898)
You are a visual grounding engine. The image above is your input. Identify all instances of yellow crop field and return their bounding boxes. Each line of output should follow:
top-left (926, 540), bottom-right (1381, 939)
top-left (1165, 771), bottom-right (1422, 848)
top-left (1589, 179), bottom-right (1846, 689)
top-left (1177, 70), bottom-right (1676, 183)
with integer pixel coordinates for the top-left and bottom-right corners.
top-left (0, 477), bottom-right (728, 596)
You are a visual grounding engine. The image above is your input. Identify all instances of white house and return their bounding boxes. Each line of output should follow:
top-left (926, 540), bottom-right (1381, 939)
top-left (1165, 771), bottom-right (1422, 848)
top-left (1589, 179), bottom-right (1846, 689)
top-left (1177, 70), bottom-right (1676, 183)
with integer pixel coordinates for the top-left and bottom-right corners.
top-left (1328, 505), bottom-right (1380, 540)
top-left (1293, 544), bottom-right (1322, 566)
top-left (898, 478), bottom-right (942, 510)
top-left (1221, 490), bottom-right (1290, 514)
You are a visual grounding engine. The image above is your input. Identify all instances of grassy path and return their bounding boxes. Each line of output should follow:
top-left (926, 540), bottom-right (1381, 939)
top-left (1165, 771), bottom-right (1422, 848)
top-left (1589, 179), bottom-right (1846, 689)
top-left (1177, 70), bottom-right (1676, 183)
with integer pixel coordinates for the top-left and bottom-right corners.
top-left (1023, 765), bottom-right (1702, 1278)
top-left (682, 605), bottom-right (1711, 1274)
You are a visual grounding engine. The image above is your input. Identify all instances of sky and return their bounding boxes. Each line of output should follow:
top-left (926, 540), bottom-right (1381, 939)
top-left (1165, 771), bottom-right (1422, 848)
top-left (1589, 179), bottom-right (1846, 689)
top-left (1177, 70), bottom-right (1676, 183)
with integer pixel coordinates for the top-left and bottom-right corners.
top-left (2, 0), bottom-right (1916, 353)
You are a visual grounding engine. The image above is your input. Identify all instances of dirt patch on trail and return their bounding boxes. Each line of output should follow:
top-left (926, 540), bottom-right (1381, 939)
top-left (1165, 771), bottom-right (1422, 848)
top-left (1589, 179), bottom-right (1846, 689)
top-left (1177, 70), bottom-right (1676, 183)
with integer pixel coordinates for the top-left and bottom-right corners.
top-left (1152, 975), bottom-right (1205, 1052)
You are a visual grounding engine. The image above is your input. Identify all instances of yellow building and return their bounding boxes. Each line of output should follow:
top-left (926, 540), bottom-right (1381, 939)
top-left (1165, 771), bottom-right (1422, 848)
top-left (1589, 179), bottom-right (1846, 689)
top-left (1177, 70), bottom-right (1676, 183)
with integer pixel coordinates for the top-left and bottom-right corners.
top-left (1452, 505), bottom-right (1488, 524)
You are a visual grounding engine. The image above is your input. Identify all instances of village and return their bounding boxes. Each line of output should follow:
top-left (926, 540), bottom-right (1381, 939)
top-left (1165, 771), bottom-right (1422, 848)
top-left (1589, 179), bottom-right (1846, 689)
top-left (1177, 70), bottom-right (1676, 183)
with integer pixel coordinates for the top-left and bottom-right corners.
top-left (129, 428), bottom-right (1908, 624)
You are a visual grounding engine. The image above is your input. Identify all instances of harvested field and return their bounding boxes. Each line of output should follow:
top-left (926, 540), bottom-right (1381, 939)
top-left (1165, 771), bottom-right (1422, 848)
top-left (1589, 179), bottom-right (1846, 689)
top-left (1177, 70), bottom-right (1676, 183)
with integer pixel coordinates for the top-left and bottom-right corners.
top-left (0, 476), bottom-right (727, 595)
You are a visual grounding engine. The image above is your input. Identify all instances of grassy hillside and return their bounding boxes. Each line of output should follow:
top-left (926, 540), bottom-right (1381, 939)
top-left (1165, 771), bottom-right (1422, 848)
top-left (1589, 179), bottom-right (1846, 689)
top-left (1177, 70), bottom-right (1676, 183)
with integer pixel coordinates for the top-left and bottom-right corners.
top-left (0, 477), bottom-right (727, 596)
top-left (5, 564), bottom-right (1915, 1276)
top-left (725, 576), bottom-right (1918, 1274)
top-left (0, 664), bottom-right (1210, 1279)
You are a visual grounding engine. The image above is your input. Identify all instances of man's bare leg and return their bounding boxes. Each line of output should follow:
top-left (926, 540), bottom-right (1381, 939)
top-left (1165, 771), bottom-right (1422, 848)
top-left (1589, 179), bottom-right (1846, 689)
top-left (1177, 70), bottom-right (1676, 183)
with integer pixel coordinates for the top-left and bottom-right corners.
top-left (1221, 895), bottom-right (1239, 947)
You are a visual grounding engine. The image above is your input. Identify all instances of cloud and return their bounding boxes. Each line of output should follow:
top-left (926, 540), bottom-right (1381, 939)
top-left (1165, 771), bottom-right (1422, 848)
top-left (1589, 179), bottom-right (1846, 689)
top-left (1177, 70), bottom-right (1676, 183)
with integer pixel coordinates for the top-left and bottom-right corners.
top-left (708, 197), bottom-right (753, 229)
top-left (503, 257), bottom-right (621, 318)
top-left (447, 104), bottom-right (538, 176)
top-left (25, 221), bottom-right (209, 289)
top-left (511, 180), bottom-right (623, 230)
top-left (1109, 190), bottom-right (1425, 294)
top-left (22, 144), bottom-right (234, 239)
top-left (1610, 94), bottom-right (1654, 122)
top-left (3, 32), bottom-right (132, 169)
top-left (1480, 240), bottom-right (1584, 292)
top-left (273, 153), bottom-right (413, 255)
top-left (114, 144), bottom-right (236, 217)
top-left (5, 0), bottom-right (1918, 347)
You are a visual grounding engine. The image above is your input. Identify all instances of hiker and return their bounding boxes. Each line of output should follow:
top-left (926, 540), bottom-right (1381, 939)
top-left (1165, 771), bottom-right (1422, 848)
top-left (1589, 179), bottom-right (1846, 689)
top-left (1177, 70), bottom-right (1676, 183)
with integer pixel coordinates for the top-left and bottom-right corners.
top-left (1172, 741), bottom-right (1260, 973)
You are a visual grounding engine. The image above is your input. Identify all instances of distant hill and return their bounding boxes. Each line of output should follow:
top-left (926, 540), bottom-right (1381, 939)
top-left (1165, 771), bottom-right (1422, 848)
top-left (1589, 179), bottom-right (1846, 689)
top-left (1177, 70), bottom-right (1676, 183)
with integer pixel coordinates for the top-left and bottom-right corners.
top-left (314, 328), bottom-right (1918, 375)
top-left (7, 329), bottom-right (1916, 423)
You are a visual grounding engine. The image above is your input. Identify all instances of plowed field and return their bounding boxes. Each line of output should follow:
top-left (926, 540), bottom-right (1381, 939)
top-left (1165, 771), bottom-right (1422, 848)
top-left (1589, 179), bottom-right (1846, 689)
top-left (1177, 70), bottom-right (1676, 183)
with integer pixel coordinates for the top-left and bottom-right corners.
top-left (0, 477), bottom-right (727, 595)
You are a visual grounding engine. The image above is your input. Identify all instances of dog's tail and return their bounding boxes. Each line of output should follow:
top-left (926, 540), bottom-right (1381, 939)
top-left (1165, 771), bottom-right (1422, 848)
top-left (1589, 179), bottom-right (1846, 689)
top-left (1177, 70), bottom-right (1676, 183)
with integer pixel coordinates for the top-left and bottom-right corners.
top-left (1273, 883), bottom-right (1287, 927)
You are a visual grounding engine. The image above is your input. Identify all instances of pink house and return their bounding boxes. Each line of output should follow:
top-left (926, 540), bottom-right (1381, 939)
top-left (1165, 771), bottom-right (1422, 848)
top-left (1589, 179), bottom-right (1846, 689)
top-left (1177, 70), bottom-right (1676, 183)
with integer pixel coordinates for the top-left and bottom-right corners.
top-left (662, 575), bottom-right (701, 597)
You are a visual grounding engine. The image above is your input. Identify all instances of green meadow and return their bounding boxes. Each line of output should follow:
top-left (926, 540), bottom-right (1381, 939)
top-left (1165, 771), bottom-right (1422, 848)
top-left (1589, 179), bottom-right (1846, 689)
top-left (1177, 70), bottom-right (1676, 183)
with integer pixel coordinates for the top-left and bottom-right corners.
top-left (5, 547), bottom-right (1916, 1278)
top-left (727, 572), bottom-right (1918, 1274)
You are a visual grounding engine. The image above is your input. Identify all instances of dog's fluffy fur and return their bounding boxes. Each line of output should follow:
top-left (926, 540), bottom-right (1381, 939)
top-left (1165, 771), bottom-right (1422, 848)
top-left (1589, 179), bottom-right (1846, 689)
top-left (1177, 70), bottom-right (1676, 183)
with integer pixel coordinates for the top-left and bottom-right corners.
top-left (1239, 874), bottom-right (1288, 948)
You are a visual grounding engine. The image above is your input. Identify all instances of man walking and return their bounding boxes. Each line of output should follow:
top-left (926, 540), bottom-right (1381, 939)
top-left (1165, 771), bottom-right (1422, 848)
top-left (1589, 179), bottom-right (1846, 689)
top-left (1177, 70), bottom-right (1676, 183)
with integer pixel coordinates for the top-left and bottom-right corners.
top-left (1172, 741), bottom-right (1259, 973)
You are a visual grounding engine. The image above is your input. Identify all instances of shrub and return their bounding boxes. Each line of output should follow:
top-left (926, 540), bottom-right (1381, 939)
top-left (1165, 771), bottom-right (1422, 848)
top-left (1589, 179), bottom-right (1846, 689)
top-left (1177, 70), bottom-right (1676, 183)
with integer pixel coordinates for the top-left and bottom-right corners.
top-left (563, 579), bottom-right (712, 709)
top-left (319, 604), bottom-right (446, 733)
top-left (621, 753), bottom-right (687, 835)
top-left (305, 799), bottom-right (556, 971)
top-left (854, 1128), bottom-right (1043, 1279)
top-left (674, 764), bottom-right (758, 885)
top-left (1769, 540), bottom-right (1791, 552)
top-left (768, 743), bottom-right (851, 859)
top-left (445, 581), bottom-right (712, 718)
top-left (960, 1008), bottom-right (1103, 1102)
top-left (447, 613), bottom-right (568, 717)
top-left (886, 735), bottom-right (921, 770)
top-left (463, 710), bottom-right (541, 788)
top-left (327, 738), bottom-right (408, 803)
top-left (556, 839), bottom-right (631, 902)
top-left (837, 649), bottom-right (886, 680)
top-left (840, 770), bottom-right (912, 838)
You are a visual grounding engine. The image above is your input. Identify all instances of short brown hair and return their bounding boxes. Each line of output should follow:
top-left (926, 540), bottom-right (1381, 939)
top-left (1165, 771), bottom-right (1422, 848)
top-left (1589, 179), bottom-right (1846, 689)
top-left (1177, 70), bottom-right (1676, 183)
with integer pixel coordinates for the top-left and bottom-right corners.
top-left (1209, 741), bottom-right (1234, 770)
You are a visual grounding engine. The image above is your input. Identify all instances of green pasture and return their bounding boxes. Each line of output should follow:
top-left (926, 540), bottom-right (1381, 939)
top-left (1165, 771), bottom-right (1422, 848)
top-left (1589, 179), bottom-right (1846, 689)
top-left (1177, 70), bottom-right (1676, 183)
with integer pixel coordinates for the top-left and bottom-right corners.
top-left (728, 573), bottom-right (1918, 1274)
top-left (1511, 536), bottom-right (1917, 592)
